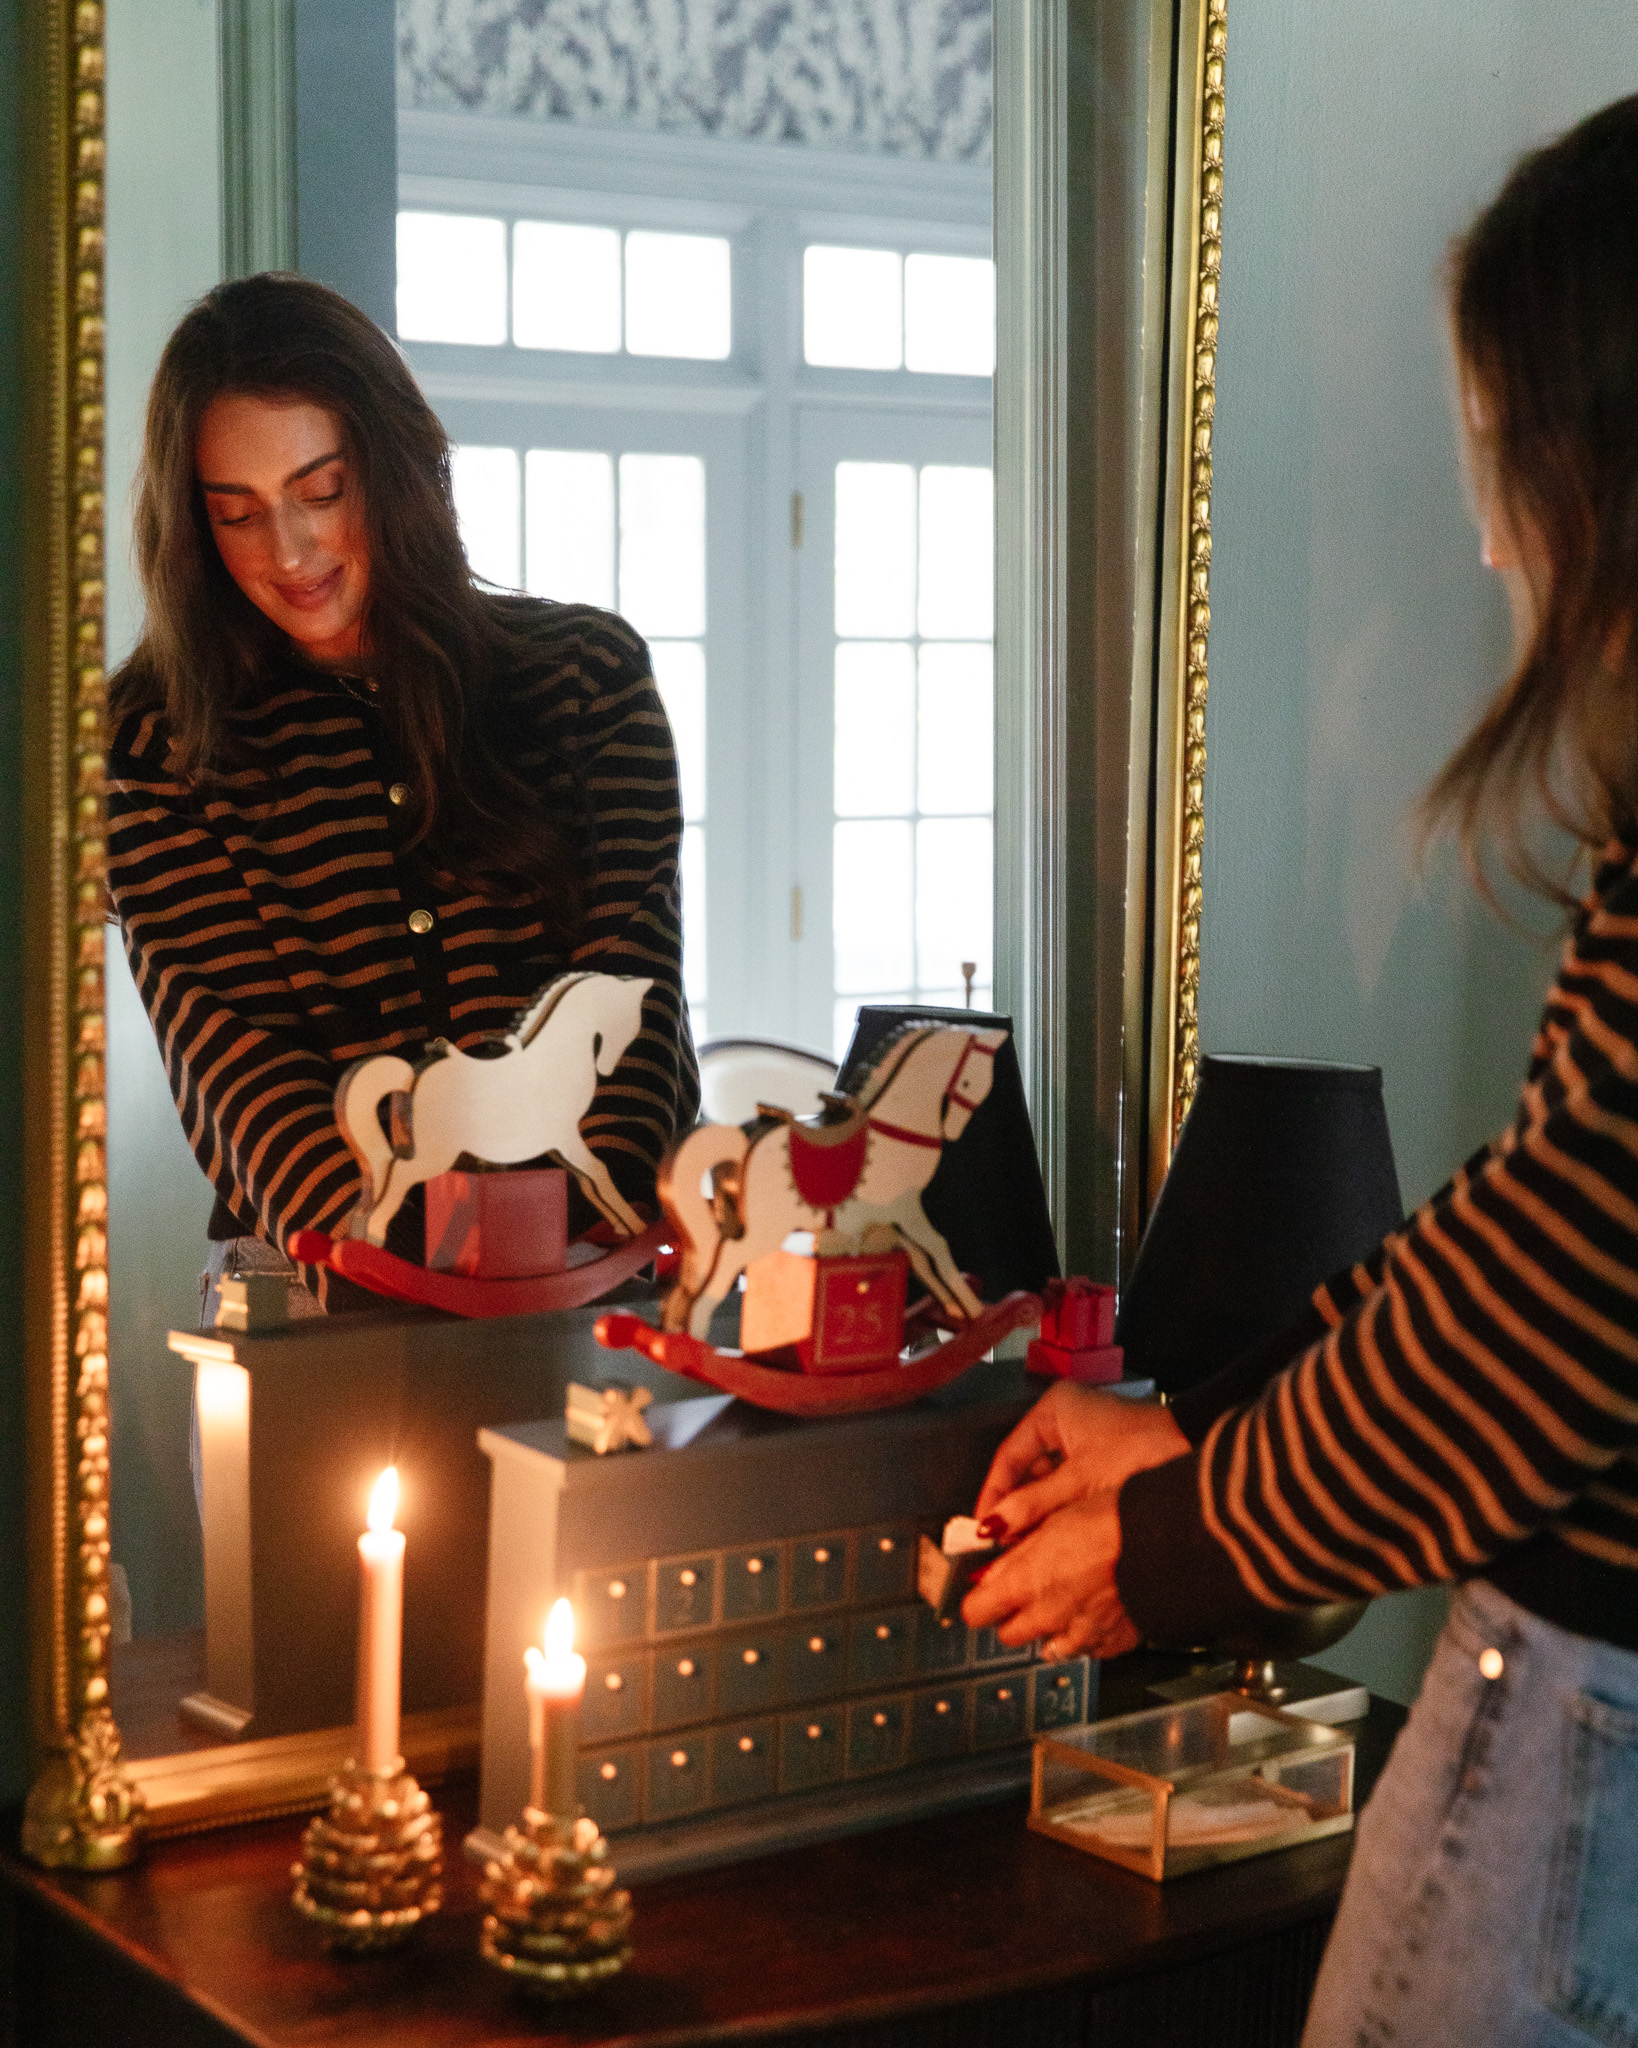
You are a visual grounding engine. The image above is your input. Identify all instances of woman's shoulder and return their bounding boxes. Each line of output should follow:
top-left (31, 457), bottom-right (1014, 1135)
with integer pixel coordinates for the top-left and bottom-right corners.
top-left (485, 594), bottom-right (654, 705)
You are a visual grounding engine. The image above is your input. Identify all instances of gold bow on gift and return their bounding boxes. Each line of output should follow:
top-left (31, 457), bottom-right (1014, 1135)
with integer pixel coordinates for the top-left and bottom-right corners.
top-left (565, 1381), bottom-right (655, 1456)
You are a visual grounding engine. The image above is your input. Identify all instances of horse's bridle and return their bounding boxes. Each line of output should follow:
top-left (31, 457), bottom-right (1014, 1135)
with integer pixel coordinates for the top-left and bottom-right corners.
top-left (864, 1033), bottom-right (995, 1150)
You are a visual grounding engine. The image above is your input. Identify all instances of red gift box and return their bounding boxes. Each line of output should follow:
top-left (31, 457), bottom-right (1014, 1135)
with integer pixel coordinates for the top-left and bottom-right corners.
top-left (1027, 1277), bottom-right (1122, 1384)
top-left (424, 1167), bottom-right (569, 1280)
top-left (740, 1249), bottom-right (909, 1374)
top-left (1041, 1277), bottom-right (1117, 1349)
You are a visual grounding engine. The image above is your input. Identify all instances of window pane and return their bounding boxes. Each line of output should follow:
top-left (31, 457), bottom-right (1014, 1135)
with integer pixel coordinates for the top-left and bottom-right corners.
top-left (397, 212), bottom-right (507, 345)
top-left (834, 820), bottom-right (912, 993)
top-left (804, 245), bottom-right (903, 370)
top-left (835, 462), bottom-right (915, 638)
top-left (918, 465), bottom-right (993, 639)
top-left (524, 450), bottom-right (615, 606)
top-left (681, 822), bottom-right (707, 1005)
top-left (652, 640), bottom-right (706, 825)
top-left (513, 221), bottom-right (621, 353)
top-left (619, 453), bottom-right (706, 636)
top-left (916, 817), bottom-right (992, 993)
top-left (835, 643), bottom-right (914, 818)
top-left (626, 232), bottom-right (732, 360)
top-left (450, 444), bottom-right (520, 589)
top-left (917, 644), bottom-right (993, 816)
top-left (904, 254), bottom-right (996, 377)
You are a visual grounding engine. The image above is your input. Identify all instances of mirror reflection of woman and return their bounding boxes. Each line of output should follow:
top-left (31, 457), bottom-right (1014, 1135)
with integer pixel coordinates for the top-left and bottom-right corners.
top-left (967, 99), bottom-right (1638, 2047)
top-left (107, 275), bottom-right (698, 1316)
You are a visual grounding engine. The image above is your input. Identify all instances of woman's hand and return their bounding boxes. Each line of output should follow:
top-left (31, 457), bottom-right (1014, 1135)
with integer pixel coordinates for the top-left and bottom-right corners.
top-left (972, 1382), bottom-right (1189, 1543)
top-left (960, 1490), bottom-right (1140, 1661)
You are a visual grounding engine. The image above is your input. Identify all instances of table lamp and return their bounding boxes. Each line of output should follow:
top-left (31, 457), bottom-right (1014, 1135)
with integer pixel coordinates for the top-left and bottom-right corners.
top-left (1117, 1054), bottom-right (1403, 1399)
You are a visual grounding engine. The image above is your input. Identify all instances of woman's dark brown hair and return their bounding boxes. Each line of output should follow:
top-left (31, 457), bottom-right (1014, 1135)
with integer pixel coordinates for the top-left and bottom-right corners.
top-left (1427, 93), bottom-right (1638, 900)
top-left (111, 273), bottom-right (581, 932)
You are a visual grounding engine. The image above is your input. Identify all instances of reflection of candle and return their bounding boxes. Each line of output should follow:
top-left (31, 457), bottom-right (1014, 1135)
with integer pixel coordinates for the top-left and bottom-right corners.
top-left (356, 1467), bottom-right (404, 1773)
top-left (524, 1598), bottom-right (585, 1815)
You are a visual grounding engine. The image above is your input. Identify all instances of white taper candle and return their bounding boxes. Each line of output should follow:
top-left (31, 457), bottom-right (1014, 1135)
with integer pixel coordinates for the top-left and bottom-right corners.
top-left (524, 1597), bottom-right (585, 1816)
top-left (355, 1466), bottom-right (405, 1773)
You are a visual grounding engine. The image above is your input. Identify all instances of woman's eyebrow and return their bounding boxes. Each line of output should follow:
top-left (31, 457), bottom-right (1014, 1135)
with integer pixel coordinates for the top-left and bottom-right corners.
top-left (198, 449), bottom-right (347, 494)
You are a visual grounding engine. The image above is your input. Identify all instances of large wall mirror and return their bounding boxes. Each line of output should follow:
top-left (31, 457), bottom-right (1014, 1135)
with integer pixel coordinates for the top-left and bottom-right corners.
top-left (19, 0), bottom-right (1214, 1860)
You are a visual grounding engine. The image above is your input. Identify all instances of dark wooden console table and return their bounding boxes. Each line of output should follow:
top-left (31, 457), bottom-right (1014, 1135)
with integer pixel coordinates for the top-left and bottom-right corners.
top-left (0, 1692), bottom-right (1402, 2048)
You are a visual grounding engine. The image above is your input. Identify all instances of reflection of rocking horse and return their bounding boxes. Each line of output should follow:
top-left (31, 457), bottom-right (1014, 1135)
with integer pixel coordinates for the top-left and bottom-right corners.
top-left (335, 970), bottom-right (652, 1244)
top-left (659, 1023), bottom-right (1009, 1339)
top-left (289, 971), bottom-right (670, 1317)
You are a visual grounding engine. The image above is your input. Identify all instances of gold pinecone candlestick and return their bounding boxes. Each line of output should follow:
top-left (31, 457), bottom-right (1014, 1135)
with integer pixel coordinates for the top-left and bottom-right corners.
top-left (479, 1807), bottom-right (633, 1997)
top-left (291, 1759), bottom-right (443, 1951)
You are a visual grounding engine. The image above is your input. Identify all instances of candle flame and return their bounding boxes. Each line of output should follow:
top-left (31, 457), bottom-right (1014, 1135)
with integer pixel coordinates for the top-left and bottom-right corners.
top-left (367, 1466), bottom-right (399, 1533)
top-left (544, 1597), bottom-right (575, 1658)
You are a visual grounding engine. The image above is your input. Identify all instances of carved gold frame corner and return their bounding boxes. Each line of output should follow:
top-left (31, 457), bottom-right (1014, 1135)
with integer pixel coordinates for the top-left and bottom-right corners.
top-left (20, 0), bottom-right (142, 1869)
top-left (1146, 0), bottom-right (1225, 1184)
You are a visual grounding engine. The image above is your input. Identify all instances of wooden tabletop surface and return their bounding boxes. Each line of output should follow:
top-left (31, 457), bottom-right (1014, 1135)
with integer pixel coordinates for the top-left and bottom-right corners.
top-left (1, 1688), bottom-right (1403, 2048)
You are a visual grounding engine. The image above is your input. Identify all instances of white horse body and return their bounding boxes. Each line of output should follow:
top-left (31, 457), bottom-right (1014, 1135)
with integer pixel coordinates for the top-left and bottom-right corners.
top-left (660, 1024), bottom-right (1007, 1338)
top-left (336, 970), bottom-right (653, 1245)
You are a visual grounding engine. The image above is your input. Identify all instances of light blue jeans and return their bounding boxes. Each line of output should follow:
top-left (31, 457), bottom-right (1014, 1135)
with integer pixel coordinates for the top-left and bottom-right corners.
top-left (1304, 1577), bottom-right (1638, 2048)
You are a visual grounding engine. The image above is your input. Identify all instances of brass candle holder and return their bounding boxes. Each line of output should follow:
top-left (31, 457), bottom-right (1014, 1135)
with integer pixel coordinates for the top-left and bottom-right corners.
top-left (479, 1805), bottom-right (633, 1998)
top-left (291, 1758), bottom-right (444, 1951)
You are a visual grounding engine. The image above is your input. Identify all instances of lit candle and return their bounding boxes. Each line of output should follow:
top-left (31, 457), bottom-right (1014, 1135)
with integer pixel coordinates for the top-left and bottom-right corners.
top-left (524, 1598), bottom-right (585, 1816)
top-left (355, 1466), bottom-right (405, 1773)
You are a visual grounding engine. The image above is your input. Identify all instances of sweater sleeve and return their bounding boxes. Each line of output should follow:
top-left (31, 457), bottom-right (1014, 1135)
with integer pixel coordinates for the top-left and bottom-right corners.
top-left (549, 612), bottom-right (701, 1205)
top-left (1118, 886), bottom-right (1638, 1642)
top-left (106, 713), bottom-right (364, 1251)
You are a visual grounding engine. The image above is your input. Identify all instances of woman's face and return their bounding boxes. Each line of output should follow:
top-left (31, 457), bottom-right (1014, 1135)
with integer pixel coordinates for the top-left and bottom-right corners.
top-left (1457, 369), bottom-right (1547, 658)
top-left (196, 393), bottom-right (370, 670)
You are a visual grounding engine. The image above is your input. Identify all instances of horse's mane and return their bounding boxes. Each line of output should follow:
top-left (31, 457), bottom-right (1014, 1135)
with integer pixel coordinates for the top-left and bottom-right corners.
top-left (511, 970), bottom-right (589, 1047)
top-left (852, 1026), bottom-right (939, 1111)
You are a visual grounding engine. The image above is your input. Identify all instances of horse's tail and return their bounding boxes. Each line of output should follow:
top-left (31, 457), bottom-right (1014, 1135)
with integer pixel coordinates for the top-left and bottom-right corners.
top-left (334, 1053), bottom-right (416, 1234)
top-left (657, 1121), bottom-right (750, 1331)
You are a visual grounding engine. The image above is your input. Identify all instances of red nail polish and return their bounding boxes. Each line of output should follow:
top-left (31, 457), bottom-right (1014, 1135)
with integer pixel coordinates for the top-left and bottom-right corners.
top-left (976, 1516), bottom-right (1005, 1542)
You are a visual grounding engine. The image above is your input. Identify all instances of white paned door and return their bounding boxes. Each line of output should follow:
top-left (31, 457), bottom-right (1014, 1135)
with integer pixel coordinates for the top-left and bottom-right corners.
top-left (794, 409), bottom-right (995, 1060)
top-left (439, 405), bottom-right (751, 1049)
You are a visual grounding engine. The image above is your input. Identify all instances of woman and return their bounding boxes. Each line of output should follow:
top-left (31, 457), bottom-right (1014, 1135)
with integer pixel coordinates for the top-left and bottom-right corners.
top-left (966, 98), bottom-right (1638, 2047)
top-left (107, 274), bottom-right (698, 1314)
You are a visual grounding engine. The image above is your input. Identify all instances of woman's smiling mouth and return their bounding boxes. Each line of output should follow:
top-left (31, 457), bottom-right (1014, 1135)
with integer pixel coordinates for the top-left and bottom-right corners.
top-left (273, 563), bottom-right (345, 611)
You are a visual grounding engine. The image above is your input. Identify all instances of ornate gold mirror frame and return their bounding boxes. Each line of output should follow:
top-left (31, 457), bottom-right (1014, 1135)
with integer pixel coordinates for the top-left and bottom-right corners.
top-left (16, 0), bottom-right (1223, 1862)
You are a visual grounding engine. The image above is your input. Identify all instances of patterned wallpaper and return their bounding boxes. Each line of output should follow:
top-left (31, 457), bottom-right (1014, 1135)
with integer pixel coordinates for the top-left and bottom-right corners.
top-left (397, 0), bottom-right (993, 161)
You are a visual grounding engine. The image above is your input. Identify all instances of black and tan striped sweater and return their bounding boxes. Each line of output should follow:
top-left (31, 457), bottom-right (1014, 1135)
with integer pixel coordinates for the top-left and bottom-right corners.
top-left (106, 599), bottom-right (698, 1283)
top-left (1119, 840), bottom-right (1638, 1652)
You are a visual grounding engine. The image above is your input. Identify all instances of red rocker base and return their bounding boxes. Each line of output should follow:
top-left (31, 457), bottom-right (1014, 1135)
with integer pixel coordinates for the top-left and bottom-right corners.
top-left (593, 1290), bottom-right (1046, 1417)
top-left (288, 1220), bottom-right (670, 1318)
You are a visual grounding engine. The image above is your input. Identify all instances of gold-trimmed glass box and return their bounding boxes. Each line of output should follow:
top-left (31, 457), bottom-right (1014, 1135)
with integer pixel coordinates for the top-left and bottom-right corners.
top-left (1029, 1693), bottom-right (1355, 1881)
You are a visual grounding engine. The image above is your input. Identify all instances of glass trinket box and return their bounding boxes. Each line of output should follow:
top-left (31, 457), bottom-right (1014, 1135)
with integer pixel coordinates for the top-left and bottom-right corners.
top-left (1029, 1692), bottom-right (1355, 1881)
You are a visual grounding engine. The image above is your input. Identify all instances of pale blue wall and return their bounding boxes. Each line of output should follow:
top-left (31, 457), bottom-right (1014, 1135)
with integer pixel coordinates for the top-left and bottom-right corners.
top-left (1204, 0), bottom-right (1638, 1701)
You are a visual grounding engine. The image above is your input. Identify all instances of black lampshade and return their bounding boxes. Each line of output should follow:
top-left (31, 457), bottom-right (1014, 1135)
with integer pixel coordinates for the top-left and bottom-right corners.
top-left (1116, 1055), bottom-right (1403, 1397)
top-left (838, 1005), bottom-right (1061, 1302)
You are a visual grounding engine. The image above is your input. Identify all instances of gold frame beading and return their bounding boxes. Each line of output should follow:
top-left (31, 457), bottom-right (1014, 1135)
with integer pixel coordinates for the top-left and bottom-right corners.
top-left (1143, 0), bottom-right (1225, 1186)
top-left (20, 0), bottom-right (142, 1868)
top-left (1173, 0), bottom-right (1226, 1135)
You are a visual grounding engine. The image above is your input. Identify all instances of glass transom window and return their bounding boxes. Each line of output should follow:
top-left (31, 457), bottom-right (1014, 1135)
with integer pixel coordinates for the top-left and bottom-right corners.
top-left (804, 244), bottom-right (994, 376)
top-left (398, 211), bottom-right (732, 363)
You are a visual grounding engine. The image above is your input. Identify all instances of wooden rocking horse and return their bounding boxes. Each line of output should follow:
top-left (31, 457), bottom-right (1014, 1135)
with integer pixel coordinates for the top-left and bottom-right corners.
top-left (595, 1022), bottom-right (1054, 1415)
top-left (290, 971), bottom-right (670, 1316)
